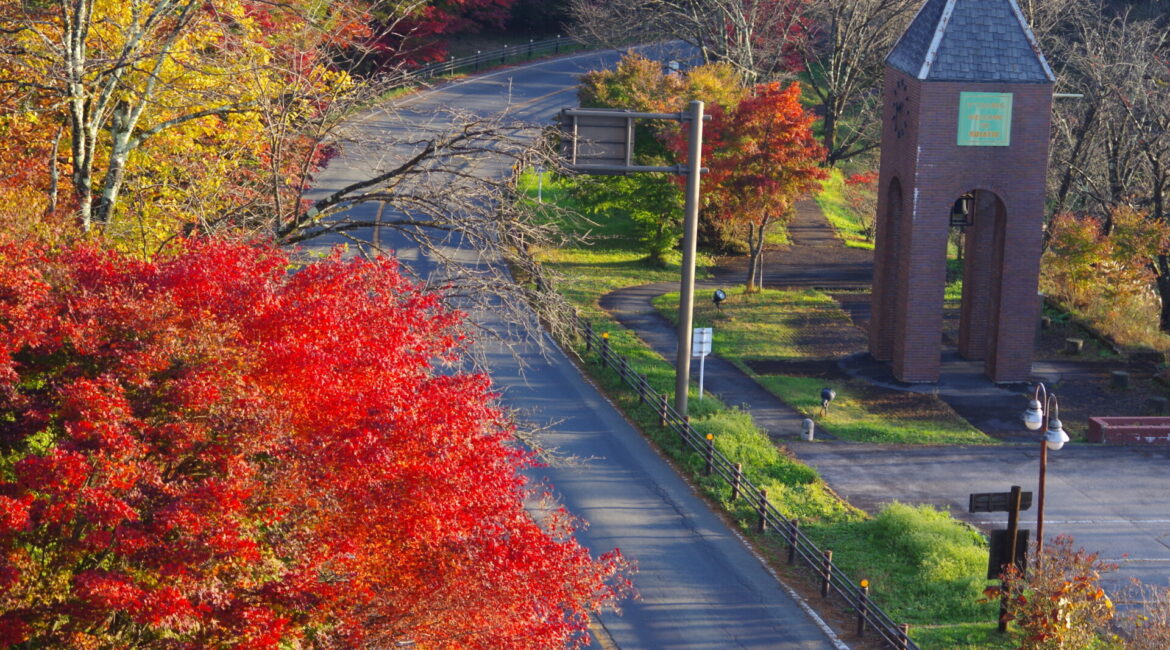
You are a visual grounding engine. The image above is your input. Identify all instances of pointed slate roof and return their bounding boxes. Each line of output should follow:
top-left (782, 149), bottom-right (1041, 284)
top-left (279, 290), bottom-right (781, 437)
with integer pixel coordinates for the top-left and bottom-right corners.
top-left (886, 0), bottom-right (1055, 83)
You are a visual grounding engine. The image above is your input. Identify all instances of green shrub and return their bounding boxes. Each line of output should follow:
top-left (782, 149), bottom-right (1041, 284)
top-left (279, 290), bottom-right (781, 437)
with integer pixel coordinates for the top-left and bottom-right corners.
top-left (857, 503), bottom-right (992, 622)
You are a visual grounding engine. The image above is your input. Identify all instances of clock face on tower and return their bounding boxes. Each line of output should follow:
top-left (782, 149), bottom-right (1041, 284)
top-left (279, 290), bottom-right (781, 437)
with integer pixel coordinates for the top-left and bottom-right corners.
top-left (890, 78), bottom-right (912, 140)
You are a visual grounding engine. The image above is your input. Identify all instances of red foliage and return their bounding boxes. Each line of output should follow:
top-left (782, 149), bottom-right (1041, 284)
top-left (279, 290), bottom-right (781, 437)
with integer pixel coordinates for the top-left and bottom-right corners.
top-left (701, 81), bottom-right (828, 226)
top-left (741, 0), bottom-right (809, 74)
top-left (364, 0), bottom-right (517, 68)
top-left (844, 170), bottom-right (879, 186)
top-left (0, 238), bottom-right (628, 648)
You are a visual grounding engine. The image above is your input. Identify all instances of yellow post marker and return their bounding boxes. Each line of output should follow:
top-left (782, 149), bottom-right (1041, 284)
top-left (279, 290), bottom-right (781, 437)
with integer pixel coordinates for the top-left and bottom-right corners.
top-left (857, 578), bottom-right (871, 637)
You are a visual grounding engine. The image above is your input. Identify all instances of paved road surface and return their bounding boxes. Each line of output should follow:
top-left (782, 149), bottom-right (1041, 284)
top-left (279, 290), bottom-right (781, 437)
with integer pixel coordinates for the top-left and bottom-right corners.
top-left (306, 48), bottom-right (845, 649)
top-left (789, 441), bottom-right (1170, 592)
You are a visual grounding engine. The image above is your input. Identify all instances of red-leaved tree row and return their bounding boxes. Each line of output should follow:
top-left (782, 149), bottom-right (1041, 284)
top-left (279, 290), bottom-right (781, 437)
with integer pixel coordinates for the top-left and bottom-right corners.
top-left (0, 237), bottom-right (629, 648)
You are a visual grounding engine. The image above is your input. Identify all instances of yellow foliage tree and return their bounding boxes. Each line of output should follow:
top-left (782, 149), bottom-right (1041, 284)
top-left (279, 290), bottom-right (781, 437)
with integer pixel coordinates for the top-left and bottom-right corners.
top-left (0, 0), bottom-right (367, 255)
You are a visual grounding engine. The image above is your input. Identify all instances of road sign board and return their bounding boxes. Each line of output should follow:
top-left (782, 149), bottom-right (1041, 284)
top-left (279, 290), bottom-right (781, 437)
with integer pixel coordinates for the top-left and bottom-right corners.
top-left (559, 109), bottom-right (634, 171)
top-left (969, 491), bottom-right (1032, 513)
top-left (987, 528), bottom-right (1030, 578)
top-left (692, 327), bottom-right (712, 357)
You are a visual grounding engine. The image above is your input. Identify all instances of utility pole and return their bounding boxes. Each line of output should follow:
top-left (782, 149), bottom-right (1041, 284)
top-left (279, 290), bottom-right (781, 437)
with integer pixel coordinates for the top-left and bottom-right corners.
top-left (674, 100), bottom-right (704, 416)
top-left (560, 101), bottom-right (708, 416)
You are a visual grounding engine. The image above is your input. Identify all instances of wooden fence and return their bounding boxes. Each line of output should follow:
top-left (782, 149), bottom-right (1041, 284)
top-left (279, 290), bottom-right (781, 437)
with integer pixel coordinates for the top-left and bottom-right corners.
top-left (576, 316), bottom-right (921, 650)
top-left (403, 36), bottom-right (577, 83)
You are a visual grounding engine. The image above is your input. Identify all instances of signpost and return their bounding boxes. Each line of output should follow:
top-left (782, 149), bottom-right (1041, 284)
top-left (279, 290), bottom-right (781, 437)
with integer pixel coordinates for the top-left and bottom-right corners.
top-left (692, 327), bottom-right (712, 400)
top-left (970, 486), bottom-right (1032, 633)
top-left (969, 490), bottom-right (1032, 514)
top-left (560, 102), bottom-right (709, 415)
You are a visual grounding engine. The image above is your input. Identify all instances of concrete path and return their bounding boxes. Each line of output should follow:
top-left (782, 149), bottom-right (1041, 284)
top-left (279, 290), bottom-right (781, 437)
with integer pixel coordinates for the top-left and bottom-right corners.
top-left (601, 282), bottom-right (816, 441)
top-left (716, 199), bottom-right (872, 290)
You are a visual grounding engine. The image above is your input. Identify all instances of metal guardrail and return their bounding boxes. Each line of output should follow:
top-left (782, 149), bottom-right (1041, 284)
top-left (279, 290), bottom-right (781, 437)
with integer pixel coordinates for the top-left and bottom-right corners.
top-left (404, 36), bottom-right (576, 82)
top-left (574, 315), bottom-right (921, 650)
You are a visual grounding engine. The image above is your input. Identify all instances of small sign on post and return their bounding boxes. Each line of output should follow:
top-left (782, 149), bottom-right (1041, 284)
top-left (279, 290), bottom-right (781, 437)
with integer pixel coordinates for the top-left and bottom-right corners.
top-left (970, 486), bottom-right (1032, 633)
top-left (987, 528), bottom-right (1030, 579)
top-left (969, 491), bottom-right (1033, 514)
top-left (692, 327), bottom-right (712, 400)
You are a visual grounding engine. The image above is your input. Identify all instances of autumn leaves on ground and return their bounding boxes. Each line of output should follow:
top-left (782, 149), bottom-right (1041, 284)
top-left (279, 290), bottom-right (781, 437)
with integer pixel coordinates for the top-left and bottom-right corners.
top-left (0, 1), bottom-right (628, 648)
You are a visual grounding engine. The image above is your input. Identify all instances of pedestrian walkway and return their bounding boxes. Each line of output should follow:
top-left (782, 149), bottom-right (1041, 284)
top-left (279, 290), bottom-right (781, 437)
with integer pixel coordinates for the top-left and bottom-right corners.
top-left (600, 282), bottom-right (817, 440)
top-left (602, 197), bottom-right (1141, 442)
top-left (596, 194), bottom-right (1170, 591)
top-left (715, 199), bottom-right (872, 290)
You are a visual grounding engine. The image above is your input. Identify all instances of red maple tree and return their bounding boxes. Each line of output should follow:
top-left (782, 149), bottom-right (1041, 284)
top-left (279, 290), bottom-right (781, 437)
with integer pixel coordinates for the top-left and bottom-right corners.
top-left (362, 0), bottom-right (518, 70)
top-left (698, 81), bottom-right (827, 291)
top-left (0, 237), bottom-right (629, 648)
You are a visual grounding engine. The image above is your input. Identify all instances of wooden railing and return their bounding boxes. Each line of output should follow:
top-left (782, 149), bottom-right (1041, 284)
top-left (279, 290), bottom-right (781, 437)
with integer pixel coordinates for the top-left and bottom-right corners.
top-left (575, 315), bottom-right (920, 650)
top-left (403, 36), bottom-right (577, 82)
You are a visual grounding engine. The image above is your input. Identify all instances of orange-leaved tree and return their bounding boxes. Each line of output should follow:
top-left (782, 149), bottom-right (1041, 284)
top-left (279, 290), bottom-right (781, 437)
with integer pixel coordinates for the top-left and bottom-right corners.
top-left (983, 535), bottom-right (1117, 649)
top-left (1041, 206), bottom-right (1170, 346)
top-left (0, 237), bottom-right (630, 649)
top-left (701, 81), bottom-right (826, 292)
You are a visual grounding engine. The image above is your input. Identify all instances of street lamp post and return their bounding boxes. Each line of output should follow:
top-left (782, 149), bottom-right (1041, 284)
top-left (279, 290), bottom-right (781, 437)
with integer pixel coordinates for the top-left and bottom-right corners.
top-left (1022, 383), bottom-right (1070, 562)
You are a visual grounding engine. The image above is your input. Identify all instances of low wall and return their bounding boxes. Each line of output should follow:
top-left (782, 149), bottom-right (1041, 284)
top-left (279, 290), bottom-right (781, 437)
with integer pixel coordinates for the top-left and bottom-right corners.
top-left (1087, 417), bottom-right (1170, 445)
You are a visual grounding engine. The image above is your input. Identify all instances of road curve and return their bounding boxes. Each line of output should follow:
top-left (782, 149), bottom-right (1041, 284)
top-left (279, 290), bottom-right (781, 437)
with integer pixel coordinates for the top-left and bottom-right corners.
top-left (307, 48), bottom-right (848, 648)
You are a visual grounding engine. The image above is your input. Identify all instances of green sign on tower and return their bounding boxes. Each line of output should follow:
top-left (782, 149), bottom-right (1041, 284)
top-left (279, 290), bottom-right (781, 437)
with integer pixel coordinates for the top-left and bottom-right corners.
top-left (957, 92), bottom-right (1013, 147)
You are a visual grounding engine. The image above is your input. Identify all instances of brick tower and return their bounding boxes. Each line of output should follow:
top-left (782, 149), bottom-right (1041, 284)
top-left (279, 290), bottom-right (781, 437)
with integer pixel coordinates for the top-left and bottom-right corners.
top-left (869, 0), bottom-right (1055, 383)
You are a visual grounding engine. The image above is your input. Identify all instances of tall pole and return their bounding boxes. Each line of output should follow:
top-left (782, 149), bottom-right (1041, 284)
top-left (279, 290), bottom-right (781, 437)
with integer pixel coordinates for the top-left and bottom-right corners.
top-left (1036, 439), bottom-right (1048, 563)
top-left (1000, 485), bottom-right (1023, 633)
top-left (675, 100), bottom-right (704, 416)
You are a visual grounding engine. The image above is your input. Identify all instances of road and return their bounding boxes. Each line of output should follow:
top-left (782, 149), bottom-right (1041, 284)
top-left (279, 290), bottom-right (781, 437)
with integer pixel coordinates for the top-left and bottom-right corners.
top-left (306, 48), bottom-right (846, 649)
top-left (789, 441), bottom-right (1170, 592)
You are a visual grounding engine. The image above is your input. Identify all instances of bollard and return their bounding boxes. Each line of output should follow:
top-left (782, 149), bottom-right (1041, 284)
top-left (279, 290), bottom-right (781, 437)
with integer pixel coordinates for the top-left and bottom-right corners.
top-left (730, 463), bottom-right (743, 501)
top-left (475, 50), bottom-right (481, 71)
top-left (501, 44), bottom-right (507, 64)
top-left (787, 519), bottom-right (799, 565)
top-left (528, 39), bottom-right (534, 59)
top-left (856, 580), bottom-right (870, 637)
top-left (704, 433), bottom-right (714, 476)
top-left (600, 332), bottom-right (610, 363)
top-left (756, 489), bottom-right (769, 533)
top-left (801, 418), bottom-right (815, 441)
top-left (821, 550), bottom-right (833, 598)
top-left (897, 624), bottom-right (910, 650)
top-left (658, 393), bottom-right (668, 427)
top-left (555, 35), bottom-right (561, 53)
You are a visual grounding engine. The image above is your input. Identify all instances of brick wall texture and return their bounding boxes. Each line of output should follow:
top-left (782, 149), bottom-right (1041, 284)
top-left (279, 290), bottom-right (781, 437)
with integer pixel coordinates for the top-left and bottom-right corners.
top-left (869, 67), bottom-right (1054, 383)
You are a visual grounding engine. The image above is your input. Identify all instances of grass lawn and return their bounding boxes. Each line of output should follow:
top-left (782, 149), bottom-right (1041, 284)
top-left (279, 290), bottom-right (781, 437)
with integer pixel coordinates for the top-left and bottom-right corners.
top-left (911, 623), bottom-right (1017, 649)
top-left (518, 169), bottom-right (1001, 645)
top-left (815, 168), bottom-right (875, 250)
top-left (652, 287), bottom-right (993, 445)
